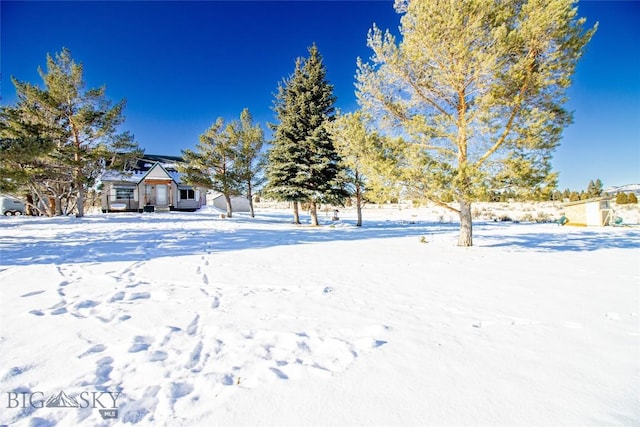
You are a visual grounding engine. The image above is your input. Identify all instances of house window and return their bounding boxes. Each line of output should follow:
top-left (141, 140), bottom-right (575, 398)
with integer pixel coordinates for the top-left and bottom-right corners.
top-left (115, 187), bottom-right (135, 199)
top-left (180, 189), bottom-right (195, 200)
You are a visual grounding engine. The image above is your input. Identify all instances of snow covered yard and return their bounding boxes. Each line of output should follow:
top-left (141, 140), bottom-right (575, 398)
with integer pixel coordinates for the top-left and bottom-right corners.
top-left (0, 207), bottom-right (638, 427)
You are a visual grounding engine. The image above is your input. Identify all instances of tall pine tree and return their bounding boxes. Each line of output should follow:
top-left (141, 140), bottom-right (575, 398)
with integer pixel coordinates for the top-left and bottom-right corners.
top-left (267, 58), bottom-right (308, 224)
top-left (267, 44), bottom-right (347, 225)
top-left (9, 48), bottom-right (140, 216)
top-left (228, 108), bottom-right (265, 218)
top-left (181, 117), bottom-right (240, 218)
top-left (357, 0), bottom-right (596, 245)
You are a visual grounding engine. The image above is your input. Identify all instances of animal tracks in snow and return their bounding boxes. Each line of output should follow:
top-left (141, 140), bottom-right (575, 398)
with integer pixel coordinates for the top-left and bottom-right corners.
top-left (20, 290), bottom-right (45, 298)
top-left (186, 315), bottom-right (200, 336)
top-left (6, 257), bottom-right (391, 425)
top-left (78, 344), bottom-right (107, 358)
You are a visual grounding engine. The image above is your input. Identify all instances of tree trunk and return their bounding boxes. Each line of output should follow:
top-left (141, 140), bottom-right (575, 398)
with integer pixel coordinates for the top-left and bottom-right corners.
top-left (310, 201), bottom-right (319, 226)
top-left (53, 196), bottom-right (63, 216)
top-left (248, 197), bottom-right (255, 218)
top-left (292, 201), bottom-right (300, 224)
top-left (247, 182), bottom-right (255, 218)
top-left (25, 193), bottom-right (34, 216)
top-left (74, 129), bottom-right (84, 217)
top-left (458, 200), bottom-right (473, 247)
top-left (76, 184), bottom-right (84, 217)
top-left (224, 193), bottom-right (233, 218)
top-left (355, 182), bottom-right (363, 227)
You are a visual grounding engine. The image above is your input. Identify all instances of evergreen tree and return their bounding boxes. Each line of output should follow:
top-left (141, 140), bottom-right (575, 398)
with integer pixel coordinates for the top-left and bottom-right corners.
top-left (615, 192), bottom-right (629, 205)
top-left (594, 178), bottom-right (604, 197)
top-left (356, 0), bottom-right (596, 246)
top-left (181, 118), bottom-right (240, 218)
top-left (0, 106), bottom-right (54, 195)
top-left (586, 180), bottom-right (596, 197)
top-left (329, 111), bottom-right (403, 226)
top-left (228, 108), bottom-right (265, 218)
top-left (586, 179), bottom-right (603, 198)
top-left (267, 44), bottom-right (348, 226)
top-left (10, 48), bottom-right (140, 217)
top-left (267, 58), bottom-right (308, 224)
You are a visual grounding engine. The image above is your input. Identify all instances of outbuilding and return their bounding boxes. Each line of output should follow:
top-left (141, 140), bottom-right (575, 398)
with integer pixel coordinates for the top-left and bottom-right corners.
top-left (206, 191), bottom-right (251, 213)
top-left (563, 198), bottom-right (613, 226)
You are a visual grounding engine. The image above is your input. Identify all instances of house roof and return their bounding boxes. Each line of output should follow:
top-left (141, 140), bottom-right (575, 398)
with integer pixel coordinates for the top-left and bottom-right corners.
top-left (137, 162), bottom-right (178, 184)
top-left (99, 155), bottom-right (188, 185)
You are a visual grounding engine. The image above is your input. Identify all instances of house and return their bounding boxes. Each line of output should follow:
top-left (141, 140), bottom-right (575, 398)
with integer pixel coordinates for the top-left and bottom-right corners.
top-left (563, 198), bottom-right (613, 226)
top-left (98, 155), bottom-right (206, 213)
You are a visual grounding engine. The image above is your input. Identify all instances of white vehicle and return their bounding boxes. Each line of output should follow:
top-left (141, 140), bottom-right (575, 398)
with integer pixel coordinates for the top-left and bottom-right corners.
top-left (0, 195), bottom-right (25, 216)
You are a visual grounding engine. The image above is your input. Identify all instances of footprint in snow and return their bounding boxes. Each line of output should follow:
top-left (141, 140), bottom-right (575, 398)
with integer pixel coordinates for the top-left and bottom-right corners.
top-left (128, 336), bottom-right (153, 353)
top-left (211, 296), bottom-right (220, 309)
top-left (95, 356), bottom-right (114, 385)
top-left (270, 367), bottom-right (289, 380)
top-left (186, 315), bottom-right (199, 336)
top-left (109, 292), bottom-right (125, 303)
top-left (2, 365), bottom-right (32, 381)
top-left (79, 344), bottom-right (107, 358)
top-left (149, 351), bottom-right (168, 362)
top-left (185, 341), bottom-right (203, 370)
top-left (128, 292), bottom-right (151, 301)
top-left (605, 312), bottom-right (621, 321)
top-left (75, 300), bottom-right (100, 309)
top-left (20, 290), bottom-right (45, 298)
top-left (50, 301), bottom-right (66, 309)
top-left (170, 382), bottom-right (194, 403)
top-left (160, 326), bottom-right (182, 346)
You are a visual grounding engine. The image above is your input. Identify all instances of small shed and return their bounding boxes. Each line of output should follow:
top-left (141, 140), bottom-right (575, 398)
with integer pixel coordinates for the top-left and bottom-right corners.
top-left (206, 192), bottom-right (251, 212)
top-left (563, 198), bottom-right (612, 226)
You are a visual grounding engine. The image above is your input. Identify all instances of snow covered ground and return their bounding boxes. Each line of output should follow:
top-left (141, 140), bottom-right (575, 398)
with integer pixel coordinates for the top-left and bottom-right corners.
top-left (1, 205), bottom-right (638, 426)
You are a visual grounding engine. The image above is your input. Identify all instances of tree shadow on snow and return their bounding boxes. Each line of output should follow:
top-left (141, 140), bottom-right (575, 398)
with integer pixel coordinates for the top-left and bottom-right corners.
top-left (477, 225), bottom-right (640, 252)
top-left (0, 211), bottom-right (459, 266)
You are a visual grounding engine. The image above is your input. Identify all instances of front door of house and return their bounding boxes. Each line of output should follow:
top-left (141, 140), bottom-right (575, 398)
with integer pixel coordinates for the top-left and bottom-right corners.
top-left (156, 185), bottom-right (167, 206)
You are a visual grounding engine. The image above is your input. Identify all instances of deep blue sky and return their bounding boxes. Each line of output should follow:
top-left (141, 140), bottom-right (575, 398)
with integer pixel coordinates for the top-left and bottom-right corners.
top-left (2, 1), bottom-right (638, 191)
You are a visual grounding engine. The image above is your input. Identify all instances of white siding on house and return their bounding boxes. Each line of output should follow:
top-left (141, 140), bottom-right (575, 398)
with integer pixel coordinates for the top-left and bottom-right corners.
top-left (145, 165), bottom-right (172, 180)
